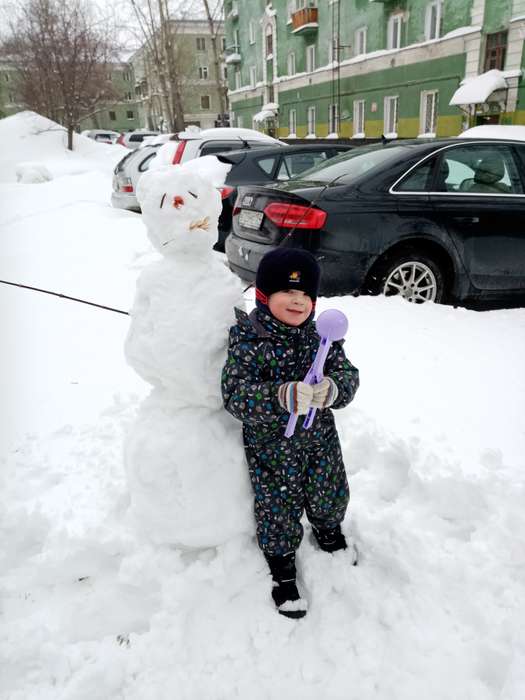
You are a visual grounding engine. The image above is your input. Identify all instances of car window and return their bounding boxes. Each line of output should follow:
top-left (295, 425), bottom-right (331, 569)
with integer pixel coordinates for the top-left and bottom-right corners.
top-left (138, 152), bottom-right (158, 172)
top-left (436, 144), bottom-right (523, 194)
top-left (255, 156), bottom-right (278, 176)
top-left (129, 134), bottom-right (145, 143)
top-left (394, 158), bottom-right (436, 192)
top-left (297, 144), bottom-right (409, 184)
top-left (279, 151), bottom-right (328, 180)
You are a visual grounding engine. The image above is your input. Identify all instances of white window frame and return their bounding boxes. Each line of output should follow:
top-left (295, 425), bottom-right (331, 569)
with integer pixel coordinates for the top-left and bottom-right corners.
top-left (200, 95), bottom-right (211, 110)
top-left (287, 51), bottom-right (296, 76)
top-left (387, 14), bottom-right (403, 50)
top-left (237, 115), bottom-right (243, 128)
top-left (419, 90), bottom-right (439, 136)
top-left (249, 66), bottom-right (257, 88)
top-left (234, 68), bottom-right (241, 90)
top-left (425, 1), bottom-right (443, 41)
top-left (328, 103), bottom-right (339, 135)
top-left (289, 108), bottom-right (297, 136)
top-left (353, 100), bottom-right (365, 137)
top-left (307, 106), bottom-right (316, 136)
top-left (249, 20), bottom-right (256, 44)
top-left (354, 26), bottom-right (367, 56)
top-left (384, 95), bottom-right (399, 137)
top-left (233, 28), bottom-right (240, 52)
top-left (198, 66), bottom-right (208, 80)
top-left (196, 37), bottom-right (206, 52)
top-left (329, 37), bottom-right (339, 64)
top-left (306, 45), bottom-right (316, 72)
top-left (265, 25), bottom-right (273, 58)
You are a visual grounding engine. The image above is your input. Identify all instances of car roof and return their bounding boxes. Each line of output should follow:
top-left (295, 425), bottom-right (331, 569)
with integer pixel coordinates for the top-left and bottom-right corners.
top-left (219, 143), bottom-right (353, 159)
top-left (175, 127), bottom-right (282, 143)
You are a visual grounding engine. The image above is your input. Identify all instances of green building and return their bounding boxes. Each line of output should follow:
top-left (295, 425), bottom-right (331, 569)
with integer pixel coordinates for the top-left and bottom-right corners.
top-left (224, 0), bottom-right (525, 139)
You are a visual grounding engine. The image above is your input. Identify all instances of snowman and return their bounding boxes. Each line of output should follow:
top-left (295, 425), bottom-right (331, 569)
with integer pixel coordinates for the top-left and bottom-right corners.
top-left (124, 156), bottom-right (252, 548)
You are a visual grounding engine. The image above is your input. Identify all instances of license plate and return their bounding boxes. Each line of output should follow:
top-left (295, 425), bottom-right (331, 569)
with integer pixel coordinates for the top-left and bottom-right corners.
top-left (239, 209), bottom-right (263, 230)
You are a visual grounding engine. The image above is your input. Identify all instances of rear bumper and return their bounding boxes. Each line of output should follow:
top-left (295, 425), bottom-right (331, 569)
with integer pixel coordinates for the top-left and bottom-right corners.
top-left (111, 191), bottom-right (140, 212)
top-left (225, 232), bottom-right (370, 296)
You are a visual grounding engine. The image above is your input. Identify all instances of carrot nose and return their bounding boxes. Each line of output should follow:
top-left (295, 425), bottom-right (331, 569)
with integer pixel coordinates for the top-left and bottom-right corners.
top-left (173, 195), bottom-right (185, 209)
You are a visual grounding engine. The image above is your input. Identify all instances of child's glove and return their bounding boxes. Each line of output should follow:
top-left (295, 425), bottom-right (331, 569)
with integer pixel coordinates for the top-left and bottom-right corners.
top-left (278, 381), bottom-right (314, 415)
top-left (311, 377), bottom-right (339, 409)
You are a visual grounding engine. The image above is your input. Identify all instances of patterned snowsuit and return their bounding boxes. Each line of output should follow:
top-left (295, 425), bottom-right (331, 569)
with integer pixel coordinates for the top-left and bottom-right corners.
top-left (221, 308), bottom-right (360, 556)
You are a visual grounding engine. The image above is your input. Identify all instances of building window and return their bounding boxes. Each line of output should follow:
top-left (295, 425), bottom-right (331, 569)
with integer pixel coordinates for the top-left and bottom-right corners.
top-left (196, 37), bottom-right (206, 51)
top-left (355, 27), bottom-right (367, 56)
top-left (420, 90), bottom-right (438, 135)
top-left (249, 66), bottom-right (256, 87)
top-left (287, 52), bottom-right (296, 76)
top-left (4, 73), bottom-right (9, 81)
top-left (201, 95), bottom-right (211, 109)
top-left (328, 103), bottom-right (339, 134)
top-left (126, 110), bottom-right (134, 119)
top-left (289, 108), bottom-right (297, 135)
top-left (384, 96), bottom-right (399, 136)
top-left (109, 110), bottom-right (116, 121)
top-left (199, 66), bottom-right (209, 80)
top-left (249, 20), bottom-right (255, 44)
top-left (425, 1), bottom-right (443, 41)
top-left (353, 100), bottom-right (365, 137)
top-left (265, 25), bottom-right (273, 57)
top-left (387, 14), bottom-right (403, 50)
top-left (237, 115), bottom-right (243, 128)
top-left (484, 31), bottom-right (508, 71)
top-left (222, 64), bottom-right (228, 80)
top-left (307, 106), bottom-right (316, 136)
top-left (234, 68), bottom-right (241, 90)
top-left (329, 38), bottom-right (338, 64)
top-left (233, 28), bottom-right (240, 51)
top-left (126, 92), bottom-right (132, 101)
top-left (123, 71), bottom-right (131, 81)
top-left (306, 45), bottom-right (316, 72)
top-left (222, 37), bottom-right (226, 51)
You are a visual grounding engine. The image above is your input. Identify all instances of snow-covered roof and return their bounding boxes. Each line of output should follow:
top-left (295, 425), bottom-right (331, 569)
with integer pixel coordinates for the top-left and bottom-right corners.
top-left (253, 110), bottom-right (275, 123)
top-left (449, 70), bottom-right (508, 106)
top-left (458, 125), bottom-right (525, 142)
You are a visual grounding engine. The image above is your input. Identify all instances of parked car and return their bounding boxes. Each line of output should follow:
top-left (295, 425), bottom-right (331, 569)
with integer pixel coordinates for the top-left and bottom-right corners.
top-left (459, 124), bottom-right (525, 141)
top-left (226, 138), bottom-right (525, 305)
top-left (81, 129), bottom-right (120, 144)
top-left (214, 143), bottom-right (354, 252)
top-left (116, 130), bottom-right (160, 149)
top-left (111, 127), bottom-right (283, 212)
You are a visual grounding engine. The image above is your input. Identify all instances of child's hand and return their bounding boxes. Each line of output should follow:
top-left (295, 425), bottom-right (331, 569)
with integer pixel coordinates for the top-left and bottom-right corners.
top-left (278, 381), bottom-right (314, 415)
top-left (311, 377), bottom-right (339, 409)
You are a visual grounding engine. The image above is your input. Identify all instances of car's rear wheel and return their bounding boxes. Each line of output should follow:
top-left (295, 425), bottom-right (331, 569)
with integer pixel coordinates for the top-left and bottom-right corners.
top-left (379, 252), bottom-right (446, 303)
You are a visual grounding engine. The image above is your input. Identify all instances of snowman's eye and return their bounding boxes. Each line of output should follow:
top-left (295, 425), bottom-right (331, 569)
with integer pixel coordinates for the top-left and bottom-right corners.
top-left (188, 191), bottom-right (198, 198)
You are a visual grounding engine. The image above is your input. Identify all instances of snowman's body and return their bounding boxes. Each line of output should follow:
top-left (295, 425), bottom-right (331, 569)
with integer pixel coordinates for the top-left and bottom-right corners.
top-left (125, 157), bottom-right (252, 547)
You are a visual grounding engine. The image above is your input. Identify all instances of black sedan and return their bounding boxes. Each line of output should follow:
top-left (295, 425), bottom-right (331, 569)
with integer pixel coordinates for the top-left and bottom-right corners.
top-left (215, 143), bottom-right (353, 252)
top-left (225, 138), bottom-right (525, 305)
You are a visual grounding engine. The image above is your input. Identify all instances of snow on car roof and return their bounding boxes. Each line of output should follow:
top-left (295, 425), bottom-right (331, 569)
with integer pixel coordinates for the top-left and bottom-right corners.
top-left (458, 125), bottom-right (525, 141)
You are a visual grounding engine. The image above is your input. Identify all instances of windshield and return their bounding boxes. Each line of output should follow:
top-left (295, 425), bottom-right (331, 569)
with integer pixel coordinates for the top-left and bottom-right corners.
top-left (295, 144), bottom-right (410, 184)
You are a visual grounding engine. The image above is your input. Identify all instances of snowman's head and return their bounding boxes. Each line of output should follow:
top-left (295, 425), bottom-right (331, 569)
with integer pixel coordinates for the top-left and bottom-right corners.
top-left (136, 156), bottom-right (231, 256)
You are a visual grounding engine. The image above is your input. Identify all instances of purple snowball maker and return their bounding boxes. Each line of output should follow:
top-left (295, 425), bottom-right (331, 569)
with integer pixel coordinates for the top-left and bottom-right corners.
top-left (284, 309), bottom-right (348, 438)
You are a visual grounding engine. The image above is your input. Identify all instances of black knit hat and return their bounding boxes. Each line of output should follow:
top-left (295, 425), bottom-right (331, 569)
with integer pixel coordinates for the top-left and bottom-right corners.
top-left (255, 248), bottom-right (321, 309)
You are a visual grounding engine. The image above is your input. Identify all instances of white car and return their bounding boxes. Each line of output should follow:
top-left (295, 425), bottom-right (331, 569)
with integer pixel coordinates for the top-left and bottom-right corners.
top-left (459, 124), bottom-right (525, 141)
top-left (115, 130), bottom-right (161, 149)
top-left (111, 127), bottom-right (283, 212)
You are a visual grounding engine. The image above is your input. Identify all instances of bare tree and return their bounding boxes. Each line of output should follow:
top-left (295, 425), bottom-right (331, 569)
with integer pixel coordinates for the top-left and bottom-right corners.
top-left (201, 0), bottom-right (227, 122)
top-left (129, 0), bottom-right (194, 131)
top-left (3, 0), bottom-right (120, 149)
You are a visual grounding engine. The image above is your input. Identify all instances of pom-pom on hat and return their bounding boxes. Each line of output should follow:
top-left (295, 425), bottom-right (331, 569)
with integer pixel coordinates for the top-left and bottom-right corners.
top-left (255, 248), bottom-right (321, 310)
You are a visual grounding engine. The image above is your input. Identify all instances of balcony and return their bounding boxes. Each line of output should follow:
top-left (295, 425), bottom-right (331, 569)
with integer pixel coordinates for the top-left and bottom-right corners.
top-left (225, 46), bottom-right (241, 64)
top-left (291, 7), bottom-right (318, 35)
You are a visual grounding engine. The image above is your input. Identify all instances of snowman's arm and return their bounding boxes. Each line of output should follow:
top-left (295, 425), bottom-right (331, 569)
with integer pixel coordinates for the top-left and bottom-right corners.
top-left (322, 341), bottom-right (360, 410)
top-left (221, 338), bottom-right (285, 425)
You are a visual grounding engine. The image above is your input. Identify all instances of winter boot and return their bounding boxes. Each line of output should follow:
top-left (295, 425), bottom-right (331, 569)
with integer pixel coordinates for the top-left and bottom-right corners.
top-left (312, 525), bottom-right (358, 563)
top-left (264, 552), bottom-right (308, 619)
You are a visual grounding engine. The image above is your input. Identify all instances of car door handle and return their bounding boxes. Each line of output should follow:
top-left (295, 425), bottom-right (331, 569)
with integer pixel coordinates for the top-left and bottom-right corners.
top-left (452, 216), bottom-right (479, 224)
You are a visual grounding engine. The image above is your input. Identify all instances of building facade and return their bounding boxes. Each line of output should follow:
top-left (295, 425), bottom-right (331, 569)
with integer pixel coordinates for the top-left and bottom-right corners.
top-left (130, 19), bottom-right (227, 131)
top-left (225, 0), bottom-right (525, 139)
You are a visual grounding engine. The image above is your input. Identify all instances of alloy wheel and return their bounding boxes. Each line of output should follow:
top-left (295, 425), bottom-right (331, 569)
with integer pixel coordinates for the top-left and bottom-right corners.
top-left (383, 261), bottom-right (438, 303)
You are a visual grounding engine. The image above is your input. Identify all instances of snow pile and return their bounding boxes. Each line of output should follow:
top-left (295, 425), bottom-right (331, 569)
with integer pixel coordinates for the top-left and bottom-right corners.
top-left (0, 111), bottom-right (129, 183)
top-left (124, 157), bottom-right (252, 547)
top-left (15, 161), bottom-right (53, 183)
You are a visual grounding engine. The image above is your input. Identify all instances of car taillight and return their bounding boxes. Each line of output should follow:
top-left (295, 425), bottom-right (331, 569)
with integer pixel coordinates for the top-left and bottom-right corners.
top-left (220, 186), bottom-right (235, 199)
top-left (172, 140), bottom-right (187, 164)
top-left (263, 203), bottom-right (327, 230)
top-left (120, 177), bottom-right (133, 193)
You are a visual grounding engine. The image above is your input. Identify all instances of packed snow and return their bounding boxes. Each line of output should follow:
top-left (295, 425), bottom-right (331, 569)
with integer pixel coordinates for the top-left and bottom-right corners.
top-left (1, 112), bottom-right (525, 700)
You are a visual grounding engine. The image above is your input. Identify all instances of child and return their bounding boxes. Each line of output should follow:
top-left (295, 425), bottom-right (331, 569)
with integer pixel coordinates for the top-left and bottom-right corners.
top-left (221, 248), bottom-right (359, 619)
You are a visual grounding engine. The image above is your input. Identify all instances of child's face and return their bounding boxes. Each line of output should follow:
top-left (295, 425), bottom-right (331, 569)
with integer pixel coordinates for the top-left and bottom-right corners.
top-left (268, 290), bottom-right (313, 326)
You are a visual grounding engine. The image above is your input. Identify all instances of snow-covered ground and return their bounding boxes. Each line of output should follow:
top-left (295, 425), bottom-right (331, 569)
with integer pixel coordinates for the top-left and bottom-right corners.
top-left (1, 112), bottom-right (525, 700)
